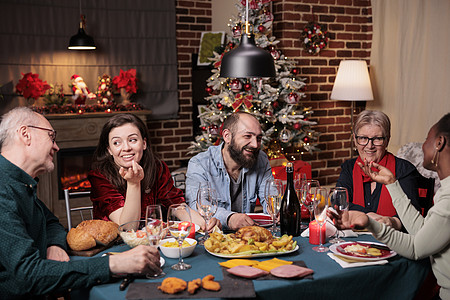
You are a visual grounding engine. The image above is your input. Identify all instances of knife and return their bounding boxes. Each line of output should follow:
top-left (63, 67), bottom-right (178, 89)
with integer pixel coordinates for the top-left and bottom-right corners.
top-left (359, 243), bottom-right (391, 251)
top-left (119, 274), bottom-right (134, 291)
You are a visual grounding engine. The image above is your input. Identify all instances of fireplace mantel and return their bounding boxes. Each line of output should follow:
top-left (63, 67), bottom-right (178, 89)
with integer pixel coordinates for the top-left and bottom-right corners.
top-left (37, 110), bottom-right (151, 228)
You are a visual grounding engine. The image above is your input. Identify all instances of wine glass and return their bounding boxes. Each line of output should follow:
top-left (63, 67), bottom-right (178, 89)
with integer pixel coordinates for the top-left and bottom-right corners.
top-left (196, 183), bottom-right (218, 245)
top-left (301, 180), bottom-right (321, 224)
top-left (312, 187), bottom-right (329, 252)
top-left (328, 187), bottom-right (349, 244)
top-left (167, 203), bottom-right (192, 270)
top-left (265, 179), bottom-right (283, 236)
top-left (294, 174), bottom-right (307, 229)
top-left (145, 204), bottom-right (166, 278)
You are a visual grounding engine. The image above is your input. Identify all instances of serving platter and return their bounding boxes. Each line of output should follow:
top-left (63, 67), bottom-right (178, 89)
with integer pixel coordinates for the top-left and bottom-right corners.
top-left (247, 213), bottom-right (273, 227)
top-left (330, 241), bottom-right (397, 261)
top-left (206, 245), bottom-right (299, 259)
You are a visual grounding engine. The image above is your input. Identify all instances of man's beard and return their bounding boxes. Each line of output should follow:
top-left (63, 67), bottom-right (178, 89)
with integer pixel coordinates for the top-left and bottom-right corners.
top-left (227, 138), bottom-right (259, 169)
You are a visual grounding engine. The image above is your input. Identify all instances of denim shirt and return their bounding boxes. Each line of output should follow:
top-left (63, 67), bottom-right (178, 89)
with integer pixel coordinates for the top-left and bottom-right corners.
top-left (185, 143), bottom-right (274, 229)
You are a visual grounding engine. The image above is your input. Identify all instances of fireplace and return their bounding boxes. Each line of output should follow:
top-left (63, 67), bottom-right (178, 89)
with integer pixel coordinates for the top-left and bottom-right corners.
top-left (57, 147), bottom-right (95, 199)
top-left (36, 111), bottom-right (151, 228)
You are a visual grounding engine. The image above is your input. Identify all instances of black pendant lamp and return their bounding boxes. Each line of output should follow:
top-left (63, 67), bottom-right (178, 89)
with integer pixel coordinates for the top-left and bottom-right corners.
top-left (68, 1), bottom-right (96, 50)
top-left (219, 0), bottom-right (275, 78)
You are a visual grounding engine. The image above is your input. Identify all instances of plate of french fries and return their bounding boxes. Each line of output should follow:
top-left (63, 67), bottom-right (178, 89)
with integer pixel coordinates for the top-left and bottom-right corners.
top-left (204, 231), bottom-right (298, 258)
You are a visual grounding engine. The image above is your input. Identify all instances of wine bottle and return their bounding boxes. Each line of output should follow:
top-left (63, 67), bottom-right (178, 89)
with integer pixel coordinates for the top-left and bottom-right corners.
top-left (280, 162), bottom-right (301, 236)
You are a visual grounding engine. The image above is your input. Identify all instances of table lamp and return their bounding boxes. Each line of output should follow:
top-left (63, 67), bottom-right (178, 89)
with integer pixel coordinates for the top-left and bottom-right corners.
top-left (330, 60), bottom-right (374, 157)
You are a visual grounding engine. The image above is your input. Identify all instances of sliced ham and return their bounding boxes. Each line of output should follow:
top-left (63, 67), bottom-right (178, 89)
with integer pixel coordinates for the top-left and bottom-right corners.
top-left (270, 265), bottom-right (314, 279)
top-left (227, 265), bottom-right (269, 279)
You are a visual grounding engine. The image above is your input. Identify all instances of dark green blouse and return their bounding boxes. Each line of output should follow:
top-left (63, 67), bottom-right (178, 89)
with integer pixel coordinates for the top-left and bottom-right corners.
top-left (0, 155), bottom-right (110, 298)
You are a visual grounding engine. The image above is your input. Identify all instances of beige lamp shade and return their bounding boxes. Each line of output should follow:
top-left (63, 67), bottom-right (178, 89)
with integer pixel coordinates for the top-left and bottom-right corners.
top-left (330, 60), bottom-right (374, 101)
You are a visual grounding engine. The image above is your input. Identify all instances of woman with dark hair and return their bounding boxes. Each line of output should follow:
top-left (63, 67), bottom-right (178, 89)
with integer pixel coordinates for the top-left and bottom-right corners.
top-left (331, 113), bottom-right (450, 299)
top-left (89, 113), bottom-right (208, 227)
top-left (336, 110), bottom-right (421, 230)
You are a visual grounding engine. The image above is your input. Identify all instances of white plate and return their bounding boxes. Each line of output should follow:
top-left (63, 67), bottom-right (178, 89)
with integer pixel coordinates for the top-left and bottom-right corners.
top-left (329, 241), bottom-right (397, 262)
top-left (206, 245), bottom-right (299, 259)
top-left (160, 256), bottom-right (165, 267)
top-left (247, 213), bottom-right (273, 227)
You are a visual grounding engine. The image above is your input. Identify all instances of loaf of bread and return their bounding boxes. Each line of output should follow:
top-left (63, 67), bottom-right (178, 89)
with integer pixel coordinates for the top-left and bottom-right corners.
top-left (67, 220), bottom-right (118, 251)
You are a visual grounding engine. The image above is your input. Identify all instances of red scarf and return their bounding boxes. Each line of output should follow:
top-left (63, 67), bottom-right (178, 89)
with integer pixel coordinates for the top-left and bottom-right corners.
top-left (353, 152), bottom-right (397, 216)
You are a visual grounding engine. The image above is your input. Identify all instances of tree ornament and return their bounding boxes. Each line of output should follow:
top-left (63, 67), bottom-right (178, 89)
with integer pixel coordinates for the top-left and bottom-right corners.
top-left (279, 127), bottom-right (292, 143)
top-left (217, 103), bottom-right (223, 110)
top-left (265, 110), bottom-right (272, 117)
top-left (285, 92), bottom-right (299, 104)
top-left (303, 136), bottom-right (310, 143)
top-left (232, 25), bottom-right (241, 38)
top-left (257, 25), bottom-right (266, 33)
top-left (205, 86), bottom-right (213, 94)
top-left (267, 45), bottom-right (275, 52)
top-left (208, 125), bottom-right (219, 136)
top-left (230, 79), bottom-right (242, 93)
top-left (292, 68), bottom-right (299, 75)
top-left (301, 22), bottom-right (329, 55)
top-left (272, 101), bottom-right (279, 109)
top-left (244, 83), bottom-right (252, 91)
top-left (293, 123), bottom-right (301, 130)
top-left (201, 126), bottom-right (207, 131)
top-left (270, 49), bottom-right (280, 60)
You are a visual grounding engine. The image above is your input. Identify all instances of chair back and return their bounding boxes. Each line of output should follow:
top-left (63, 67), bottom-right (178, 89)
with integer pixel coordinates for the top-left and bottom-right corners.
top-left (417, 174), bottom-right (435, 216)
top-left (64, 189), bottom-right (93, 229)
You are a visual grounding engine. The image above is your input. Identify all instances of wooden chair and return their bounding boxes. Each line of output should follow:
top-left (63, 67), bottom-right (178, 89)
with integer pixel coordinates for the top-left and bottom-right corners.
top-left (64, 189), bottom-right (93, 229)
top-left (417, 174), bottom-right (435, 217)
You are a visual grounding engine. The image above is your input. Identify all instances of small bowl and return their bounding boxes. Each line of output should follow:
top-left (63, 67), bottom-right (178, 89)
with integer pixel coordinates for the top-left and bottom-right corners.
top-left (159, 237), bottom-right (197, 258)
top-left (118, 220), bottom-right (149, 248)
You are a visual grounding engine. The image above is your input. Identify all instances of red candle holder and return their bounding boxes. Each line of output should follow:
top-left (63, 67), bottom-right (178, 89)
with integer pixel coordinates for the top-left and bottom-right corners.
top-left (309, 220), bottom-right (326, 245)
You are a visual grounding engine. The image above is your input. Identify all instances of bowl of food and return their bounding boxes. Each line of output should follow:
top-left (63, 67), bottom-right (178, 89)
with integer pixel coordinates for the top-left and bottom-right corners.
top-left (159, 237), bottom-right (197, 258)
top-left (118, 220), bottom-right (149, 248)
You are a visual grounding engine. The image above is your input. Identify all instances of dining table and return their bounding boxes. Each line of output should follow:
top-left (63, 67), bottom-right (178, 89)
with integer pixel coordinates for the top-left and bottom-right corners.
top-left (70, 231), bottom-right (430, 300)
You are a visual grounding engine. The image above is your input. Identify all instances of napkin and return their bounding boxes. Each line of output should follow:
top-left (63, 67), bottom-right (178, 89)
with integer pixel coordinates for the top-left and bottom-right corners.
top-left (327, 253), bottom-right (388, 268)
top-left (301, 220), bottom-right (357, 238)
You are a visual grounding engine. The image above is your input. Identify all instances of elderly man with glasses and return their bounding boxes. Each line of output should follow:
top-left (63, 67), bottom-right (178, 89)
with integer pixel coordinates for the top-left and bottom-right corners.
top-left (336, 110), bottom-right (422, 230)
top-left (0, 107), bottom-right (161, 299)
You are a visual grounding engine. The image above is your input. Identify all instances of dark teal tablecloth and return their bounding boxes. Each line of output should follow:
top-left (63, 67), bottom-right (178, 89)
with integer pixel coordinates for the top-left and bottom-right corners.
top-left (71, 234), bottom-right (430, 300)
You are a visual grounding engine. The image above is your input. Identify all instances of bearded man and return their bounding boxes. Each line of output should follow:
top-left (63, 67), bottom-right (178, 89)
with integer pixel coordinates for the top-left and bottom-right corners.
top-left (186, 112), bottom-right (274, 230)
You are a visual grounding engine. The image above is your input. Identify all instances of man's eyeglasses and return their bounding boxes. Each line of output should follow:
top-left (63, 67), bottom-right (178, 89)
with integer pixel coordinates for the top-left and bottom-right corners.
top-left (27, 125), bottom-right (57, 143)
top-left (355, 136), bottom-right (386, 146)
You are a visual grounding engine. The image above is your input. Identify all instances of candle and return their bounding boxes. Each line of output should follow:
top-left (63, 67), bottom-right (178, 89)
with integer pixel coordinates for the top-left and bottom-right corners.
top-left (309, 220), bottom-right (326, 245)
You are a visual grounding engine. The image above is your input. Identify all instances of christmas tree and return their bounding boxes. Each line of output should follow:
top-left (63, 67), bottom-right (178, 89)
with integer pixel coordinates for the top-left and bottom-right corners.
top-left (188, 0), bottom-right (320, 160)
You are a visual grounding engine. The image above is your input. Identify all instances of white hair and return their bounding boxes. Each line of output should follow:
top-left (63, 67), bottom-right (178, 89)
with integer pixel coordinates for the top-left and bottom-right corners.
top-left (0, 107), bottom-right (40, 150)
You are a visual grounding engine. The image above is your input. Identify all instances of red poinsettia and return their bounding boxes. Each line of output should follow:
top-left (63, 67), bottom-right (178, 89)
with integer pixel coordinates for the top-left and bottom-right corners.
top-left (112, 69), bottom-right (138, 94)
top-left (15, 72), bottom-right (50, 100)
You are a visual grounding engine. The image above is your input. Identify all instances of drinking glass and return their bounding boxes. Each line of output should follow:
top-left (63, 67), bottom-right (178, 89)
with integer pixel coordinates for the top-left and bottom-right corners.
top-left (294, 173), bottom-right (307, 229)
top-left (196, 183), bottom-right (218, 245)
top-left (328, 187), bottom-right (349, 244)
top-left (167, 203), bottom-right (192, 270)
top-left (312, 187), bottom-right (329, 252)
top-left (145, 204), bottom-right (165, 278)
top-left (265, 179), bottom-right (283, 236)
top-left (301, 180), bottom-right (321, 224)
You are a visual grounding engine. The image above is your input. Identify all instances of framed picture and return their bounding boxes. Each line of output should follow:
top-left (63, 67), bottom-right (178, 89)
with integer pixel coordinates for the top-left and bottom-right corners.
top-left (197, 31), bottom-right (225, 66)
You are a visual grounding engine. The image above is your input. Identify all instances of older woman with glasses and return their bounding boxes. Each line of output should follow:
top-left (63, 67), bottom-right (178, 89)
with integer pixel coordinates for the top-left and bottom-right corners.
top-left (336, 110), bottom-right (421, 230)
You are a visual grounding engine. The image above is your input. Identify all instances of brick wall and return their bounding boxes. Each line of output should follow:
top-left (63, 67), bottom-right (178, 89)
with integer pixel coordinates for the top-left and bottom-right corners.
top-left (273, 0), bottom-right (372, 185)
top-left (153, 0), bottom-right (372, 187)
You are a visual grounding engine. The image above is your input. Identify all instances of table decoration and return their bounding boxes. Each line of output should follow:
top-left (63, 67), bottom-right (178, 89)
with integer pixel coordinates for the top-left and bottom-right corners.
top-left (308, 220), bottom-right (326, 245)
top-left (15, 72), bottom-right (50, 106)
top-left (113, 68), bottom-right (137, 104)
